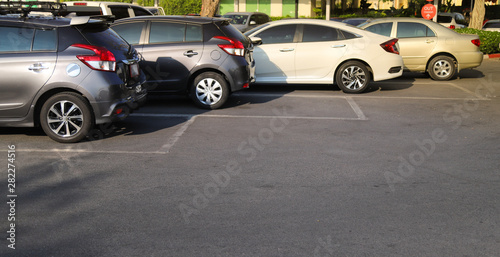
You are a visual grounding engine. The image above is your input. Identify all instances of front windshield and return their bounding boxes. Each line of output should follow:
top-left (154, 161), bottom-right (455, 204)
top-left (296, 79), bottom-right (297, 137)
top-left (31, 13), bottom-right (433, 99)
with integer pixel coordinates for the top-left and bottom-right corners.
top-left (223, 14), bottom-right (249, 25)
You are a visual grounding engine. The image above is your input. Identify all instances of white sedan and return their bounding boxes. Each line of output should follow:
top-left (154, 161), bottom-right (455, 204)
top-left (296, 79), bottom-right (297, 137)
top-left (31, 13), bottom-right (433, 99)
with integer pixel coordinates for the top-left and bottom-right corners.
top-left (244, 19), bottom-right (404, 93)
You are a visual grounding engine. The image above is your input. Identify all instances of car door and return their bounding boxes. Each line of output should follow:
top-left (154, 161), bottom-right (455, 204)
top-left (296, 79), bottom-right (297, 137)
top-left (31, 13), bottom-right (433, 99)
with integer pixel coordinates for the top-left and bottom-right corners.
top-left (294, 24), bottom-right (348, 81)
top-left (139, 21), bottom-right (203, 92)
top-left (251, 24), bottom-right (298, 83)
top-left (0, 26), bottom-right (57, 118)
top-left (395, 22), bottom-right (437, 70)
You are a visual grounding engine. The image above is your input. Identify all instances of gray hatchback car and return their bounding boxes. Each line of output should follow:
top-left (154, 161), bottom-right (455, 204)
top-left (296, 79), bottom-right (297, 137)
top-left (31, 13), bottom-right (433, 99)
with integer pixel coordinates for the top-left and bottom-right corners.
top-left (112, 16), bottom-right (255, 109)
top-left (0, 10), bottom-right (146, 142)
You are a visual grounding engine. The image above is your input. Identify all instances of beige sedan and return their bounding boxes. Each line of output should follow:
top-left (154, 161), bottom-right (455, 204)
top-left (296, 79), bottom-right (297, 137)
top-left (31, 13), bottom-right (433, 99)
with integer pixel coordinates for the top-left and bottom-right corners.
top-left (359, 17), bottom-right (483, 80)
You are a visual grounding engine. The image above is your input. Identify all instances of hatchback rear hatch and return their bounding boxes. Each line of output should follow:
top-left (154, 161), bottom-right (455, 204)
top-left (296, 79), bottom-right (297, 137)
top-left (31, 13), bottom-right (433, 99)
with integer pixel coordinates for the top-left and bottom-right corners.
top-left (75, 21), bottom-right (143, 86)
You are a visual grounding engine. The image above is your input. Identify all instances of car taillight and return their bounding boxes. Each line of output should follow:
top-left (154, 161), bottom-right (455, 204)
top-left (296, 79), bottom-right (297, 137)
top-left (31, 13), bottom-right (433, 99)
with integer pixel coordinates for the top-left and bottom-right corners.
top-left (380, 38), bottom-right (399, 55)
top-left (214, 36), bottom-right (245, 57)
top-left (72, 44), bottom-right (116, 72)
top-left (74, 2), bottom-right (87, 5)
top-left (449, 25), bottom-right (456, 29)
top-left (471, 39), bottom-right (481, 47)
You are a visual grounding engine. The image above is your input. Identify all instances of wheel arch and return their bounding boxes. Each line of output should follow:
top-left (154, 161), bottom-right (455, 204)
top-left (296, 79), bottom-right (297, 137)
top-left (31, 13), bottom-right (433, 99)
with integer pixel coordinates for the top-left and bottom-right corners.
top-left (426, 52), bottom-right (457, 72)
top-left (187, 68), bottom-right (230, 93)
top-left (33, 88), bottom-right (94, 127)
top-left (334, 59), bottom-right (373, 84)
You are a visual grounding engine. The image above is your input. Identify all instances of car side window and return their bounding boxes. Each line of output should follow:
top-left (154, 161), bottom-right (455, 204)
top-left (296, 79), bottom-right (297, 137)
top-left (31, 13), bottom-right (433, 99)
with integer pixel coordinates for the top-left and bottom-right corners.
top-left (302, 25), bottom-right (339, 42)
top-left (365, 22), bottom-right (393, 37)
top-left (112, 22), bottom-right (145, 45)
top-left (262, 15), bottom-right (271, 23)
top-left (339, 29), bottom-right (358, 39)
top-left (109, 6), bottom-right (131, 19)
top-left (255, 24), bottom-right (296, 44)
top-left (397, 22), bottom-right (435, 38)
top-left (185, 24), bottom-right (202, 42)
top-left (0, 27), bottom-right (33, 52)
top-left (150, 22), bottom-right (186, 43)
top-left (33, 29), bottom-right (57, 51)
top-left (132, 6), bottom-right (151, 17)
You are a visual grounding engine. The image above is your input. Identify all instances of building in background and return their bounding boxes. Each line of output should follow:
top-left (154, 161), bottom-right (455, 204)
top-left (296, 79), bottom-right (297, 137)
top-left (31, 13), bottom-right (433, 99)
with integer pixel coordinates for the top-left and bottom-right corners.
top-left (218, 0), bottom-right (499, 17)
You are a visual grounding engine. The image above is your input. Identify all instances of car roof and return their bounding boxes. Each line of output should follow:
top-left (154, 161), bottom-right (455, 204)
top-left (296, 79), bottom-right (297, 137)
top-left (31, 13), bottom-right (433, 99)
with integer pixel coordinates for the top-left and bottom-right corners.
top-left (0, 15), bottom-right (110, 27)
top-left (367, 17), bottom-right (430, 22)
top-left (223, 12), bottom-right (268, 15)
top-left (114, 15), bottom-right (230, 24)
top-left (65, 1), bottom-right (143, 6)
top-left (263, 18), bottom-right (354, 27)
top-left (0, 15), bottom-right (69, 27)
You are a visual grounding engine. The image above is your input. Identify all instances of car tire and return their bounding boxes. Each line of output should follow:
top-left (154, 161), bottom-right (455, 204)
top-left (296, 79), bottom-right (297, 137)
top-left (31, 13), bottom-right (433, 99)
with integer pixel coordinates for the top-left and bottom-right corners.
top-left (40, 92), bottom-right (93, 143)
top-left (190, 72), bottom-right (229, 109)
top-left (428, 55), bottom-right (456, 81)
top-left (335, 61), bottom-right (371, 94)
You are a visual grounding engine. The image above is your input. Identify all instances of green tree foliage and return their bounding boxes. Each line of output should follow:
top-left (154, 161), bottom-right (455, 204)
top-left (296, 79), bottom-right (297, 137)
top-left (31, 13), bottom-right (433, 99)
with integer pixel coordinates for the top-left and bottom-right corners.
top-left (137, 0), bottom-right (201, 15)
top-left (455, 28), bottom-right (500, 54)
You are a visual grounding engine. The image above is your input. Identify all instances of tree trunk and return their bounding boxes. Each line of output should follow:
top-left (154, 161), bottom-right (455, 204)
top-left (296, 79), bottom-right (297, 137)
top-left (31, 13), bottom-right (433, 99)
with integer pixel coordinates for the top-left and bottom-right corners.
top-left (469, 0), bottom-right (485, 29)
top-left (200, 0), bottom-right (220, 17)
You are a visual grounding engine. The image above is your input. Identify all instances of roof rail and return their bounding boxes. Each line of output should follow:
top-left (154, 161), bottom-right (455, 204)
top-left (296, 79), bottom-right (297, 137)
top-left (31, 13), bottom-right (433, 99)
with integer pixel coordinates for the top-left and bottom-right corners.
top-left (0, 1), bottom-right (67, 17)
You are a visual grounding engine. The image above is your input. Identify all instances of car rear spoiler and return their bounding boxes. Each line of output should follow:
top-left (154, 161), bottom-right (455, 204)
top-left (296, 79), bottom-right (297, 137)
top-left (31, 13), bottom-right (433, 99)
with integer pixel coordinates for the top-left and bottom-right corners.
top-left (70, 15), bottom-right (116, 25)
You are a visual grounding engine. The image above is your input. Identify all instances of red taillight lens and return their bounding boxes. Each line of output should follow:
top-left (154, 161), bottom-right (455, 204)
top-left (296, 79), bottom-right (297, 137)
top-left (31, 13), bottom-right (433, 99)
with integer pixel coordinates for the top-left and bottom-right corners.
top-left (380, 38), bottom-right (399, 55)
top-left (72, 44), bottom-right (116, 72)
top-left (74, 2), bottom-right (87, 5)
top-left (449, 25), bottom-right (456, 29)
top-left (214, 36), bottom-right (245, 57)
top-left (471, 39), bottom-right (481, 47)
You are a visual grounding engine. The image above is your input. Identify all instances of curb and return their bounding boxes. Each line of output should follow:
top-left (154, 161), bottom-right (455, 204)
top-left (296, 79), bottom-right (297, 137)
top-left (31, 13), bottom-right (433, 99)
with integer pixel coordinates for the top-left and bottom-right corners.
top-left (484, 53), bottom-right (500, 59)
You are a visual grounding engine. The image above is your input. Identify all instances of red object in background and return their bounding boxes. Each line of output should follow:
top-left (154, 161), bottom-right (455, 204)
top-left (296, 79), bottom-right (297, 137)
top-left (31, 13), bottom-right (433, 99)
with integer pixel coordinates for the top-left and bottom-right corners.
top-left (421, 4), bottom-right (437, 20)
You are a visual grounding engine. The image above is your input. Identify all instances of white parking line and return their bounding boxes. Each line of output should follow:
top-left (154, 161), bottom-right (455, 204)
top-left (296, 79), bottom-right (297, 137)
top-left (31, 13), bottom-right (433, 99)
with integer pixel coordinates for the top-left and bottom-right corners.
top-left (159, 115), bottom-right (196, 153)
top-left (233, 92), bottom-right (490, 101)
top-left (16, 148), bottom-right (168, 155)
top-left (346, 97), bottom-right (367, 120)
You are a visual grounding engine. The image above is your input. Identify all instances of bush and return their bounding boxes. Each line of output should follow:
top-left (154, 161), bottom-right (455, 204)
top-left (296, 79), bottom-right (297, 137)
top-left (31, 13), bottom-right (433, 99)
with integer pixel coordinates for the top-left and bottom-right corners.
top-left (455, 28), bottom-right (500, 54)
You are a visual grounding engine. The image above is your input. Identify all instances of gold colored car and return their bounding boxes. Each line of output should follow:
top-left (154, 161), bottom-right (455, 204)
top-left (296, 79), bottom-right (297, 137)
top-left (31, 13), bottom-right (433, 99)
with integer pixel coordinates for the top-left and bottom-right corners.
top-left (360, 17), bottom-right (483, 80)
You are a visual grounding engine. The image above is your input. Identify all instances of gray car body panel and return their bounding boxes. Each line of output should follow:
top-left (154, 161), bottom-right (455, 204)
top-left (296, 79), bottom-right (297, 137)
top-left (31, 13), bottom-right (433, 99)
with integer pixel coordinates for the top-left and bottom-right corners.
top-left (0, 16), bottom-right (146, 128)
top-left (112, 16), bottom-right (255, 94)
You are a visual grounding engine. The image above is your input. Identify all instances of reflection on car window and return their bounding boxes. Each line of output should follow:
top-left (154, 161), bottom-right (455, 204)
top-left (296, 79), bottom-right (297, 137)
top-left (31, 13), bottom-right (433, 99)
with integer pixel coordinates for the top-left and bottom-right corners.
top-left (397, 22), bottom-right (435, 38)
top-left (132, 6), bottom-right (151, 16)
top-left (186, 24), bottom-right (202, 42)
top-left (109, 6), bottom-right (130, 19)
top-left (365, 22), bottom-right (392, 37)
top-left (223, 15), bottom-right (248, 25)
top-left (437, 16), bottom-right (452, 23)
top-left (483, 22), bottom-right (500, 28)
top-left (256, 15), bottom-right (269, 24)
top-left (255, 24), bottom-right (296, 44)
top-left (112, 22), bottom-right (145, 45)
top-left (33, 29), bottom-right (57, 51)
top-left (0, 27), bottom-right (33, 52)
top-left (302, 25), bottom-right (339, 42)
top-left (150, 22), bottom-right (186, 43)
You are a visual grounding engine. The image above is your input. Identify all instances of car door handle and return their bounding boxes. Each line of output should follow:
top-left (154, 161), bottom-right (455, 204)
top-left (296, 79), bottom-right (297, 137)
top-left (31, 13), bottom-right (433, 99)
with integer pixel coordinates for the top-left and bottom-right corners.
top-left (28, 63), bottom-right (50, 71)
top-left (332, 44), bottom-right (346, 48)
top-left (183, 51), bottom-right (198, 57)
top-left (425, 40), bottom-right (434, 44)
top-left (279, 48), bottom-right (295, 52)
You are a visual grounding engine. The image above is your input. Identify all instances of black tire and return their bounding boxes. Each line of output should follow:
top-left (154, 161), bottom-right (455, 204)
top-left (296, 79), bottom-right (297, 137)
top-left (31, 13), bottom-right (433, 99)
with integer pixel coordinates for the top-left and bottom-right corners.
top-left (427, 55), bottom-right (456, 81)
top-left (190, 72), bottom-right (229, 109)
top-left (40, 92), bottom-right (93, 143)
top-left (335, 61), bottom-right (371, 94)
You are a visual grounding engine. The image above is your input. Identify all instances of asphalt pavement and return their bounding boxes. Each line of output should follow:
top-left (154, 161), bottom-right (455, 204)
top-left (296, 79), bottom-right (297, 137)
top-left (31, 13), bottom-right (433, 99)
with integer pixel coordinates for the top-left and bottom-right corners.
top-left (1, 59), bottom-right (499, 256)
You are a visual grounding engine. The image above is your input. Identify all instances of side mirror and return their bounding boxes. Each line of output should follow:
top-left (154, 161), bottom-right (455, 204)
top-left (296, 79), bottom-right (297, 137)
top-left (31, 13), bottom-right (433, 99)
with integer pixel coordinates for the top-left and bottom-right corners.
top-left (250, 36), bottom-right (262, 46)
top-left (249, 21), bottom-right (256, 25)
